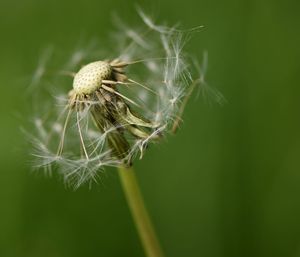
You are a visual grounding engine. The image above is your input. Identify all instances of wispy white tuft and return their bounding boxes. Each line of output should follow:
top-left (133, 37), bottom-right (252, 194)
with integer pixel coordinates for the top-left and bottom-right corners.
top-left (27, 46), bottom-right (54, 95)
top-left (194, 52), bottom-right (227, 105)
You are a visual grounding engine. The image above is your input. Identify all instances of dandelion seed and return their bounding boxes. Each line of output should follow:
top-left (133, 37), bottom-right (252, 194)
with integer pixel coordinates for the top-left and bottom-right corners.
top-left (195, 52), bottom-right (227, 105)
top-left (28, 46), bottom-right (53, 93)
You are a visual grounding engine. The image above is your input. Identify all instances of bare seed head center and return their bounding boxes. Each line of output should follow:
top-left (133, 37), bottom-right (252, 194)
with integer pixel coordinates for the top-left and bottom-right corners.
top-left (73, 61), bottom-right (112, 94)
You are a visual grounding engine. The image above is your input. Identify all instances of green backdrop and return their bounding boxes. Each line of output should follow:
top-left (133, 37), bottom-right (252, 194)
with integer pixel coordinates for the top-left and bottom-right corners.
top-left (1, 0), bottom-right (300, 256)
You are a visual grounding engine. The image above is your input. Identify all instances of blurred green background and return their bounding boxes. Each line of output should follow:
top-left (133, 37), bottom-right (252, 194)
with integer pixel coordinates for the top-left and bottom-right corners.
top-left (1, 0), bottom-right (300, 256)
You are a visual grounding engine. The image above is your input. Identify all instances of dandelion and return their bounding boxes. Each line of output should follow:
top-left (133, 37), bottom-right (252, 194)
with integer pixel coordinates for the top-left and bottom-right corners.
top-left (30, 11), bottom-right (202, 188)
top-left (28, 10), bottom-right (213, 257)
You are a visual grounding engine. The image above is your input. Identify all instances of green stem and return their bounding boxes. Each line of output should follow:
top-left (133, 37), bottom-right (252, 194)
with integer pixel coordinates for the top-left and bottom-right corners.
top-left (118, 166), bottom-right (165, 257)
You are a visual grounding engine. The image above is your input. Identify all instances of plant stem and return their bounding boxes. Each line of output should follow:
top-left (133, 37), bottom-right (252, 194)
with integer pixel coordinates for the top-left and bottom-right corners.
top-left (118, 166), bottom-right (165, 257)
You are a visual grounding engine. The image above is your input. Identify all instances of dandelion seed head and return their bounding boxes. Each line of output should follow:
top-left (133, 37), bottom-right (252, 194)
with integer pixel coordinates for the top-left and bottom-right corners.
top-left (28, 10), bottom-right (207, 188)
